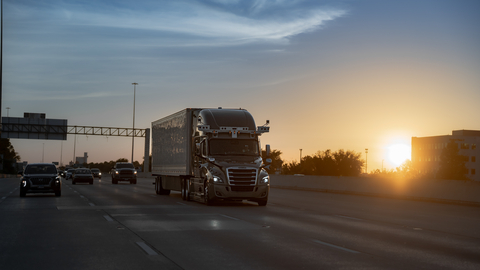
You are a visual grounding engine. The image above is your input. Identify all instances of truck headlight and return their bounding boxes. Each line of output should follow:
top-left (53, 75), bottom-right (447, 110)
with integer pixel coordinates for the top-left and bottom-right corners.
top-left (22, 180), bottom-right (27, 187)
top-left (115, 171), bottom-right (119, 174)
top-left (262, 175), bottom-right (269, 183)
top-left (134, 171), bottom-right (137, 174)
top-left (213, 175), bottom-right (223, 183)
top-left (99, 173), bottom-right (102, 176)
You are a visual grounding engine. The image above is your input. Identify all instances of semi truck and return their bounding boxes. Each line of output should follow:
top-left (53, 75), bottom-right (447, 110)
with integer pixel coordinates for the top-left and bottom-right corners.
top-left (151, 108), bottom-right (271, 206)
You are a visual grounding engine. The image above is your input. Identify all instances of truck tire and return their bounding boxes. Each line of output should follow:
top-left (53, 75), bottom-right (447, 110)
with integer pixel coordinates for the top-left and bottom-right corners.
top-left (257, 199), bottom-right (268, 206)
top-left (203, 181), bottom-right (214, 205)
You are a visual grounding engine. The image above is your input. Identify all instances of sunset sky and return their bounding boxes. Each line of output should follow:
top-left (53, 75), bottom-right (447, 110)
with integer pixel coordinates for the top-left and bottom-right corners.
top-left (2, 0), bottom-right (480, 171)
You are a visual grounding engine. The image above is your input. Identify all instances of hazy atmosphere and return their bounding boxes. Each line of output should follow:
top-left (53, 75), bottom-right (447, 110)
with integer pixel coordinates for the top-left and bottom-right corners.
top-left (2, 0), bottom-right (479, 170)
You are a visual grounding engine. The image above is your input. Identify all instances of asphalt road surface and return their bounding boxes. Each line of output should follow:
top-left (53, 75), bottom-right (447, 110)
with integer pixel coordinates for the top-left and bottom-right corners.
top-left (1, 177), bottom-right (479, 270)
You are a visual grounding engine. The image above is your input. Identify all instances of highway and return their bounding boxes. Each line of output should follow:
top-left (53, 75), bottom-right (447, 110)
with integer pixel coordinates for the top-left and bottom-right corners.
top-left (1, 177), bottom-right (479, 270)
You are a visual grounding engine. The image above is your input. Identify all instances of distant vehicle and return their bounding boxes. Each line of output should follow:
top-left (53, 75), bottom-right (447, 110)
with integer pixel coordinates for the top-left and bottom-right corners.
top-left (151, 108), bottom-right (271, 206)
top-left (58, 170), bottom-right (65, 178)
top-left (19, 163), bottom-right (61, 197)
top-left (66, 169), bottom-right (75, 180)
top-left (110, 162), bottom-right (137, 184)
top-left (91, 168), bottom-right (102, 179)
top-left (72, 168), bottom-right (94, 185)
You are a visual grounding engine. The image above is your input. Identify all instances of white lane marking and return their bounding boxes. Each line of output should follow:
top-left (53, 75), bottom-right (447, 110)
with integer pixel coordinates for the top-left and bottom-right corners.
top-left (1, 197), bottom-right (5, 200)
top-left (80, 195), bottom-right (85, 198)
top-left (136, 242), bottom-right (158, 256)
top-left (335, 215), bottom-right (363, 221)
top-left (220, 214), bottom-right (240, 221)
top-left (312, 239), bottom-right (360, 254)
top-left (103, 215), bottom-right (114, 222)
top-left (89, 203), bottom-right (95, 206)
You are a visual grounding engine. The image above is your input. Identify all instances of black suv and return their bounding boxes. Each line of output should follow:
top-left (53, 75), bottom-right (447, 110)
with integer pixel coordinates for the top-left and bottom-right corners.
top-left (19, 163), bottom-right (62, 197)
top-left (111, 162), bottom-right (137, 184)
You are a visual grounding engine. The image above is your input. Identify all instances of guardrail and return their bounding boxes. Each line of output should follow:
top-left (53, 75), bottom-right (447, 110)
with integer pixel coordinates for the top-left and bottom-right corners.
top-left (270, 175), bottom-right (480, 206)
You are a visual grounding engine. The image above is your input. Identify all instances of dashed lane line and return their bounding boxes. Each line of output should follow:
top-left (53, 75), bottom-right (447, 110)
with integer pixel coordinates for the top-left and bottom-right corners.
top-left (312, 239), bottom-right (361, 254)
top-left (136, 242), bottom-right (158, 256)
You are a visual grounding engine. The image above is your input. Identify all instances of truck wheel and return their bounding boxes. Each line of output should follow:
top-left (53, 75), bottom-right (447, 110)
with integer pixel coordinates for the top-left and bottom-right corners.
top-left (204, 182), bottom-right (214, 205)
top-left (257, 200), bottom-right (268, 206)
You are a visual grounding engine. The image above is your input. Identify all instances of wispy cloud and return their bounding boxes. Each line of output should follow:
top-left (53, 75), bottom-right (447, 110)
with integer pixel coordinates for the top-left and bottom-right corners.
top-left (10, 0), bottom-right (347, 46)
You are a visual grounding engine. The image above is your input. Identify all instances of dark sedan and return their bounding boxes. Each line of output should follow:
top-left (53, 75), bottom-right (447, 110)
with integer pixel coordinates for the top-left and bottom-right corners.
top-left (72, 168), bottom-right (94, 185)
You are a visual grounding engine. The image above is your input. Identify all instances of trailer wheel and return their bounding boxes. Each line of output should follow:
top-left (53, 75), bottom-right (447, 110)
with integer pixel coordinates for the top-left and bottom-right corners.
top-left (181, 179), bottom-right (186, 200)
top-left (185, 179), bottom-right (191, 201)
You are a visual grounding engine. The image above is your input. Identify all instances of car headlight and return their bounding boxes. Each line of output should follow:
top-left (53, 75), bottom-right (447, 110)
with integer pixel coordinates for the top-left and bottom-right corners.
top-left (115, 171), bottom-right (119, 174)
top-left (99, 173), bottom-right (102, 175)
top-left (134, 171), bottom-right (137, 174)
top-left (262, 175), bottom-right (269, 183)
top-left (22, 180), bottom-right (27, 187)
top-left (213, 175), bottom-right (223, 183)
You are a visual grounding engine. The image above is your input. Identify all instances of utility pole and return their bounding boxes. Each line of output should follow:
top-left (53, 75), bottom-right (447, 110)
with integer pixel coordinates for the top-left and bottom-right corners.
top-left (131, 82), bottom-right (138, 164)
top-left (299, 149), bottom-right (302, 163)
top-left (365, 148), bottom-right (368, 174)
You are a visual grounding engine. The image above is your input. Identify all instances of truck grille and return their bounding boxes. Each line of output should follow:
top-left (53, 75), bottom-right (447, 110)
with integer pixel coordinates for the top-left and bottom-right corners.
top-left (31, 178), bottom-right (52, 185)
top-left (119, 170), bottom-right (134, 175)
top-left (227, 167), bottom-right (257, 190)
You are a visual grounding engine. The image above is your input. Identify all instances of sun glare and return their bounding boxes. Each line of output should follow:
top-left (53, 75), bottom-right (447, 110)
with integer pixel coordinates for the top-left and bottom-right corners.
top-left (387, 144), bottom-right (411, 166)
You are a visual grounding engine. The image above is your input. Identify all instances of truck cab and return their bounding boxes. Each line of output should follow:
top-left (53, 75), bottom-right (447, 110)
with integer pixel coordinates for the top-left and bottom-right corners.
top-left (191, 109), bottom-right (270, 205)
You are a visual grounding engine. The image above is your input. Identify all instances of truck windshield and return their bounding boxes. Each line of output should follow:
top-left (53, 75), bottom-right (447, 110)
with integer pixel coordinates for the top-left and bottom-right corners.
top-left (25, 165), bottom-right (57, 175)
top-left (209, 139), bottom-right (259, 156)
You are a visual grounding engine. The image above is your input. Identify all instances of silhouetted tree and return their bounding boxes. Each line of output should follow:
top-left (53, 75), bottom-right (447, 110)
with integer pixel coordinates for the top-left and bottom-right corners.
top-left (436, 141), bottom-right (468, 180)
top-left (333, 149), bottom-right (364, 176)
top-left (282, 149), bottom-right (364, 177)
top-left (0, 138), bottom-right (21, 174)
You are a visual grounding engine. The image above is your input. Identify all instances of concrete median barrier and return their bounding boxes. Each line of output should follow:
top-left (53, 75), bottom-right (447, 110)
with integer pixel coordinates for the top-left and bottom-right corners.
top-left (270, 174), bottom-right (480, 206)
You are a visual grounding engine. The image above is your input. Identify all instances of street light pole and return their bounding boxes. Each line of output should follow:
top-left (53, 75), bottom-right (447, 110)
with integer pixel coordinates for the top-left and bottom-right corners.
top-left (131, 82), bottom-right (138, 164)
top-left (299, 149), bottom-right (302, 163)
top-left (365, 148), bottom-right (368, 174)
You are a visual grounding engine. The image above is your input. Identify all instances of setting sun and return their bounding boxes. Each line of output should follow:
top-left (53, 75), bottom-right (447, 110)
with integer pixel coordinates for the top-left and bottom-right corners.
top-left (387, 144), bottom-right (411, 167)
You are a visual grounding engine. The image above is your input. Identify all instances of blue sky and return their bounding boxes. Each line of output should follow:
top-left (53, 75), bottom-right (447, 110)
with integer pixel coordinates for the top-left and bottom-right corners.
top-left (3, 0), bottom-right (480, 170)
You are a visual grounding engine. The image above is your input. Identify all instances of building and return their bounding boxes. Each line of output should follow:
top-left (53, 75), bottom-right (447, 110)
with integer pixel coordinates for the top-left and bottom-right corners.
top-left (75, 152), bottom-right (88, 165)
top-left (412, 130), bottom-right (480, 181)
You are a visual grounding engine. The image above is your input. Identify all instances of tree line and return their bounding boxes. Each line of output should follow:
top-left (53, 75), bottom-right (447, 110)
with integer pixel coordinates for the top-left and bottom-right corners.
top-left (0, 138), bottom-right (471, 180)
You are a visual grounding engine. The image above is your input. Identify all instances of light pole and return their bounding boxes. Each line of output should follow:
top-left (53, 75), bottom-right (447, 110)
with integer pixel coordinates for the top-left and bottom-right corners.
top-left (299, 149), bottom-right (302, 163)
top-left (131, 82), bottom-right (138, 164)
top-left (365, 148), bottom-right (368, 174)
